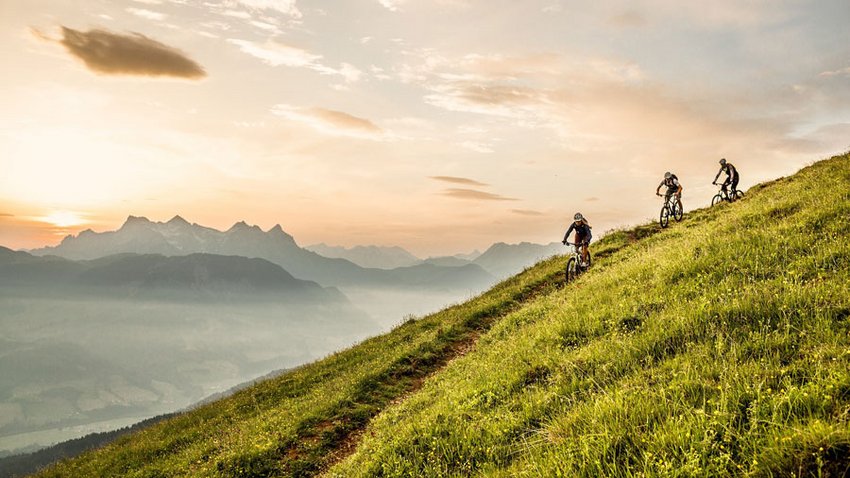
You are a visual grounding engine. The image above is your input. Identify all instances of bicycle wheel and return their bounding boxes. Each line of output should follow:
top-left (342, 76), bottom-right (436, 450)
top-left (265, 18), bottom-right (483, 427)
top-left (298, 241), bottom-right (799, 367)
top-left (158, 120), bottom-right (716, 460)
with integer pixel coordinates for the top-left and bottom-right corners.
top-left (673, 200), bottom-right (683, 221)
top-left (565, 258), bottom-right (578, 283)
top-left (734, 190), bottom-right (744, 200)
top-left (711, 194), bottom-right (723, 207)
top-left (659, 205), bottom-right (669, 228)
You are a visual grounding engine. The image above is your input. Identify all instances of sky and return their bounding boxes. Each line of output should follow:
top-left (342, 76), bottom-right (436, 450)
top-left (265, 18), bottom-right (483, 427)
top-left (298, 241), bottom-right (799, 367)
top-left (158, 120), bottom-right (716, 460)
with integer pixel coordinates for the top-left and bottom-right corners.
top-left (1, 0), bottom-right (849, 256)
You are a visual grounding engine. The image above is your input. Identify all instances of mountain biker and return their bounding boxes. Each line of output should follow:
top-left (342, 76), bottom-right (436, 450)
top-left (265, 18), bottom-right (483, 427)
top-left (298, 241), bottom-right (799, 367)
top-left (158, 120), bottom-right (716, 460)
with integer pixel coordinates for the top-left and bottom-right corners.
top-left (655, 172), bottom-right (682, 208)
top-left (562, 213), bottom-right (592, 266)
top-left (713, 158), bottom-right (739, 200)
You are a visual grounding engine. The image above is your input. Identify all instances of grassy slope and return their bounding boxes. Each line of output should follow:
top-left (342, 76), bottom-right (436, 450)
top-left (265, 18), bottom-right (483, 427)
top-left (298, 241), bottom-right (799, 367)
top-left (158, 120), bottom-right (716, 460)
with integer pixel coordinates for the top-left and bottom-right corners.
top-left (327, 153), bottom-right (850, 477)
top-left (36, 153), bottom-right (850, 477)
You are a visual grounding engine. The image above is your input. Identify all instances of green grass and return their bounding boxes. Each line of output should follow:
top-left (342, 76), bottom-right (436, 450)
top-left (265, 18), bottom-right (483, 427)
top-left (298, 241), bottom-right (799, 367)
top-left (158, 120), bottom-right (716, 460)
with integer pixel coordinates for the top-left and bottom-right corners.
top-left (36, 153), bottom-right (850, 477)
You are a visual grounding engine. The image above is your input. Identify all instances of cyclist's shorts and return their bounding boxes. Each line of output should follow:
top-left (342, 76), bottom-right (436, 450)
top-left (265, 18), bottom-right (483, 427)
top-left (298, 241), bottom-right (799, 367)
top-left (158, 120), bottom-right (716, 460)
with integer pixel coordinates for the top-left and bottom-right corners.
top-left (575, 232), bottom-right (589, 245)
top-left (665, 187), bottom-right (678, 197)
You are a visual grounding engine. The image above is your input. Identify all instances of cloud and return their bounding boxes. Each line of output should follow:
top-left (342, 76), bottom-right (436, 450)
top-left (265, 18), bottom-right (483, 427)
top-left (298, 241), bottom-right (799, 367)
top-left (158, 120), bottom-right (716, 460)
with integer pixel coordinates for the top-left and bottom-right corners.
top-left (512, 209), bottom-right (544, 216)
top-left (0, 213), bottom-right (14, 217)
top-left (52, 27), bottom-right (205, 79)
top-left (424, 83), bottom-right (548, 123)
top-left (585, 197), bottom-right (599, 202)
top-left (378, 0), bottom-right (406, 12)
top-left (271, 104), bottom-right (384, 138)
top-left (126, 7), bottom-right (167, 21)
top-left (819, 66), bottom-right (850, 78)
top-left (227, 39), bottom-right (362, 82)
top-left (430, 176), bottom-right (489, 187)
top-left (442, 188), bottom-right (517, 201)
top-left (227, 38), bottom-right (319, 67)
top-left (233, 0), bottom-right (302, 19)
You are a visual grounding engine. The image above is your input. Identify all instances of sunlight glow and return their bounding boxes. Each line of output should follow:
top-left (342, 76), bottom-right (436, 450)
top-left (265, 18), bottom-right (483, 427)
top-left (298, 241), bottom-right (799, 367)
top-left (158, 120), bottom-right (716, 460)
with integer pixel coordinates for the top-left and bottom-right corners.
top-left (38, 211), bottom-right (87, 228)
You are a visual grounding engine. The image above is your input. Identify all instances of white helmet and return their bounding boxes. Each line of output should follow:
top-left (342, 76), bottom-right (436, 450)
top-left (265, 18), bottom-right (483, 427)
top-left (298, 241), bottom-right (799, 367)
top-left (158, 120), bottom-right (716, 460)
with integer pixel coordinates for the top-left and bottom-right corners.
top-left (664, 171), bottom-right (672, 179)
top-left (574, 212), bottom-right (583, 221)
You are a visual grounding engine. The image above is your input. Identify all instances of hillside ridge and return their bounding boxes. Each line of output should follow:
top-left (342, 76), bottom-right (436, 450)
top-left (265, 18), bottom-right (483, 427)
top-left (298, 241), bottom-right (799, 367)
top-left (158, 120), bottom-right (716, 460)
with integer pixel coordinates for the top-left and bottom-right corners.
top-left (32, 152), bottom-right (850, 478)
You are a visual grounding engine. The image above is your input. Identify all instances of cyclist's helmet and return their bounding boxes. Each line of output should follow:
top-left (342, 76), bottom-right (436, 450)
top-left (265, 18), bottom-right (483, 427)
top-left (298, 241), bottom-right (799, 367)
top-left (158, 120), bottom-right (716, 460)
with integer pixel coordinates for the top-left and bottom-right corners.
top-left (664, 171), bottom-right (672, 179)
top-left (574, 212), bottom-right (583, 222)
top-left (719, 158), bottom-right (727, 165)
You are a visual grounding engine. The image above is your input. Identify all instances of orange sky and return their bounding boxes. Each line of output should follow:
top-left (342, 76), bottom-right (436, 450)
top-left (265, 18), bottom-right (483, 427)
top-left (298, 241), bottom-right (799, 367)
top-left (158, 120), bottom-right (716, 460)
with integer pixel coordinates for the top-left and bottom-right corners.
top-left (1, 0), bottom-right (849, 256)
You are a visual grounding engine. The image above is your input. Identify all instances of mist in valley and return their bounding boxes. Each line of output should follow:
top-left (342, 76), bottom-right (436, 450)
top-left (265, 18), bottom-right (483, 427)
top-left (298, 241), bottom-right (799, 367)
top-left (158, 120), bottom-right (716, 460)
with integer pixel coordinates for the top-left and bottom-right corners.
top-left (0, 293), bottom-right (378, 455)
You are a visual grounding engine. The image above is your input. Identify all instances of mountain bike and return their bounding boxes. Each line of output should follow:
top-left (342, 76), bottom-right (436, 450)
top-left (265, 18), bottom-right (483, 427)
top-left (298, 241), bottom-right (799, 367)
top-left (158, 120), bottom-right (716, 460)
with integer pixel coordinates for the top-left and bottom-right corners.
top-left (711, 182), bottom-right (744, 206)
top-left (657, 193), bottom-right (683, 228)
top-left (563, 241), bottom-right (591, 283)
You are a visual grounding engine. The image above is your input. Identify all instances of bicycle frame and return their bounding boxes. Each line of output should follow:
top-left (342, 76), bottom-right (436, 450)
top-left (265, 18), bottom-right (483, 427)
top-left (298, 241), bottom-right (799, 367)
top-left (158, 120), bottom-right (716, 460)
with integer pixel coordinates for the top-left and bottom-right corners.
top-left (563, 241), bottom-right (590, 283)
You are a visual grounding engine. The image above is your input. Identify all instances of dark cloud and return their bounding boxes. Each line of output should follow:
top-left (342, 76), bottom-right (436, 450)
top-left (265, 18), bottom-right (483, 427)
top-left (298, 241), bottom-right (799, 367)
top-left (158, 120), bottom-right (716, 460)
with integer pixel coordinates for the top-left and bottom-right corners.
top-left (430, 176), bottom-right (489, 186)
top-left (442, 188), bottom-right (517, 201)
top-left (511, 209), bottom-right (543, 216)
top-left (55, 26), bottom-right (206, 79)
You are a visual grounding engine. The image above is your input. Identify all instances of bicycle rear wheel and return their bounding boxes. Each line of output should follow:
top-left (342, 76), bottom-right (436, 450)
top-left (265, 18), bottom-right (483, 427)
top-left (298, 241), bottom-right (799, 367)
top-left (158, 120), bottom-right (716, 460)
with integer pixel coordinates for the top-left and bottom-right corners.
top-left (734, 190), bottom-right (744, 200)
top-left (673, 200), bottom-right (683, 221)
top-left (565, 258), bottom-right (578, 283)
top-left (659, 205), bottom-right (670, 228)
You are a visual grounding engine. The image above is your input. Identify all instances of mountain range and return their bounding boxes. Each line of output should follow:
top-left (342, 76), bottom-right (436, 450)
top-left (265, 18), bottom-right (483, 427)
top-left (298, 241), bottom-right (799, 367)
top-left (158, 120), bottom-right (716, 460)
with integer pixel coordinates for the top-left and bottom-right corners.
top-left (30, 216), bottom-right (496, 290)
top-left (304, 244), bottom-right (422, 269)
top-left (30, 216), bottom-right (561, 287)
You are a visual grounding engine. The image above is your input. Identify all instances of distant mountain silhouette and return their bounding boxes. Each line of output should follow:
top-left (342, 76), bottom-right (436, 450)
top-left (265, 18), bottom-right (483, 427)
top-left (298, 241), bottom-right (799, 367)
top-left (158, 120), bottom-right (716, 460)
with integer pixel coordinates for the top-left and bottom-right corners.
top-left (472, 241), bottom-right (563, 278)
top-left (421, 256), bottom-right (472, 267)
top-left (305, 243), bottom-right (421, 269)
top-left (30, 216), bottom-right (495, 290)
top-left (1, 248), bottom-right (341, 303)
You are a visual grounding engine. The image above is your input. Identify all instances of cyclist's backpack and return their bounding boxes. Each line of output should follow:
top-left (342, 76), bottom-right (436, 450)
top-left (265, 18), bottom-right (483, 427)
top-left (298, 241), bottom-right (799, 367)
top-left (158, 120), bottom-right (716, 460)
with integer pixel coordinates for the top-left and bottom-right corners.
top-left (666, 174), bottom-right (678, 186)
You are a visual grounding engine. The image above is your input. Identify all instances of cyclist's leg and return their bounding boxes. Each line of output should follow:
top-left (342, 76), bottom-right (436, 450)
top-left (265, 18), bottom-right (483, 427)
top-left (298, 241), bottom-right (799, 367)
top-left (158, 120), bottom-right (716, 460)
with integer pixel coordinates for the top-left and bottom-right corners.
top-left (731, 176), bottom-right (740, 197)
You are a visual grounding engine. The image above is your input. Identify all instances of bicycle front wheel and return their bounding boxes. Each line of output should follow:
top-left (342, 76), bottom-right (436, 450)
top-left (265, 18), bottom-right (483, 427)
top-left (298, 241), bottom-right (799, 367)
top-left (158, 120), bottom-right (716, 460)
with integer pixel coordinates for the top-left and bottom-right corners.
top-left (565, 258), bottom-right (578, 283)
top-left (711, 194), bottom-right (723, 207)
top-left (659, 206), bottom-right (670, 228)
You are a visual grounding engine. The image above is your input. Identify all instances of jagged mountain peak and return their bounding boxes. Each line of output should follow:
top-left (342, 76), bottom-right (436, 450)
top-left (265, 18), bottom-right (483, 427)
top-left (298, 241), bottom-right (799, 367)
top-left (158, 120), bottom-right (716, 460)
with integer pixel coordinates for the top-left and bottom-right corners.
top-left (167, 215), bottom-right (190, 226)
top-left (123, 215), bottom-right (151, 225)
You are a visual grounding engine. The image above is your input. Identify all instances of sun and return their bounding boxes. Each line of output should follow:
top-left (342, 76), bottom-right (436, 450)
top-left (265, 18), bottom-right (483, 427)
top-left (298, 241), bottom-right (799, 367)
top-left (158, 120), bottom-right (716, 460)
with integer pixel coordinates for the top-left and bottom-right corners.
top-left (39, 211), bottom-right (87, 228)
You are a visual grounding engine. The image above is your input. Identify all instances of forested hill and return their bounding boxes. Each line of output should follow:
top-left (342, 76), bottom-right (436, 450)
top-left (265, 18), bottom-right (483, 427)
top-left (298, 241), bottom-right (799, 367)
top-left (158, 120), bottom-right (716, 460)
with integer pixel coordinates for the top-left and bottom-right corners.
top-left (34, 152), bottom-right (850, 478)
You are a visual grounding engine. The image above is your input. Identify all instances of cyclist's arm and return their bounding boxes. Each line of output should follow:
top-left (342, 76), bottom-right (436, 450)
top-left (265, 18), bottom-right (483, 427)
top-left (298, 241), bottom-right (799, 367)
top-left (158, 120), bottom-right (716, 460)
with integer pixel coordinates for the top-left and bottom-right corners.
top-left (562, 223), bottom-right (575, 243)
top-left (713, 169), bottom-right (722, 183)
